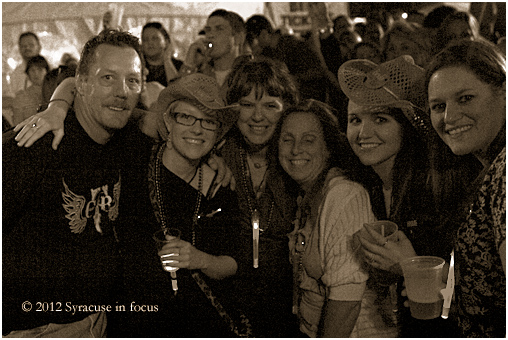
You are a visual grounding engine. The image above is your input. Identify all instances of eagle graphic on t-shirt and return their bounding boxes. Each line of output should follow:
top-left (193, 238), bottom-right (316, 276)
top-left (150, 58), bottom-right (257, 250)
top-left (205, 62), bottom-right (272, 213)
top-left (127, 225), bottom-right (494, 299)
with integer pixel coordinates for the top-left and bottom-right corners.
top-left (61, 176), bottom-right (121, 234)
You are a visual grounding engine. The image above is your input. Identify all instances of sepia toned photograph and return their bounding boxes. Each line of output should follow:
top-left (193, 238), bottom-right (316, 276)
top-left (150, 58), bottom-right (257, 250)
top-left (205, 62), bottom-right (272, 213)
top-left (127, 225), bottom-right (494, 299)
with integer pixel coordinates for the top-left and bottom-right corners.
top-left (2, 2), bottom-right (505, 338)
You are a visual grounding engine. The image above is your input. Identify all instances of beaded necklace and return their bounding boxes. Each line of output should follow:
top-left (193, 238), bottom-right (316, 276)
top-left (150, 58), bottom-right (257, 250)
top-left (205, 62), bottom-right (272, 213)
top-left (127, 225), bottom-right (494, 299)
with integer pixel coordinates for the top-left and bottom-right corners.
top-left (291, 194), bottom-right (306, 314)
top-left (239, 147), bottom-right (275, 232)
top-left (155, 144), bottom-right (202, 245)
top-left (152, 144), bottom-right (253, 336)
top-left (290, 170), bottom-right (331, 315)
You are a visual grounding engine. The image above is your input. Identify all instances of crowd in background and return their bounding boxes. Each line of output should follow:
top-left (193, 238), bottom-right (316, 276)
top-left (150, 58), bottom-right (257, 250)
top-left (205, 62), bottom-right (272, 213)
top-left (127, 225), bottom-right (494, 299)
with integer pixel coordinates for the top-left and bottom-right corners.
top-left (3, 4), bottom-right (506, 132)
top-left (3, 3), bottom-right (506, 339)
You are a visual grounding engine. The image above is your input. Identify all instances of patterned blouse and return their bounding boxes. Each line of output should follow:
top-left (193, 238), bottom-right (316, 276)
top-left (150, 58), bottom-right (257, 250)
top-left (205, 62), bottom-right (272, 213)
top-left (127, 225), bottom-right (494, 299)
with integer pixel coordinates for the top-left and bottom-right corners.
top-left (455, 147), bottom-right (506, 337)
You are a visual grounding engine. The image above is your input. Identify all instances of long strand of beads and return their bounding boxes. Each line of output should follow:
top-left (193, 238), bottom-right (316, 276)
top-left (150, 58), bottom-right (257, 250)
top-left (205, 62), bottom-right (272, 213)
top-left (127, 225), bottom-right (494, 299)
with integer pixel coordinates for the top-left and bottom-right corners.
top-left (239, 148), bottom-right (275, 232)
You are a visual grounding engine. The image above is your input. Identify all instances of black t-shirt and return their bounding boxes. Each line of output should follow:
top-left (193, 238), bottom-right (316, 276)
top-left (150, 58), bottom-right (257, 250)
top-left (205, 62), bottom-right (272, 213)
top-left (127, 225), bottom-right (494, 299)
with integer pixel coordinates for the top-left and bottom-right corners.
top-left (2, 110), bottom-right (146, 334)
top-left (145, 58), bottom-right (183, 87)
top-left (109, 143), bottom-right (241, 338)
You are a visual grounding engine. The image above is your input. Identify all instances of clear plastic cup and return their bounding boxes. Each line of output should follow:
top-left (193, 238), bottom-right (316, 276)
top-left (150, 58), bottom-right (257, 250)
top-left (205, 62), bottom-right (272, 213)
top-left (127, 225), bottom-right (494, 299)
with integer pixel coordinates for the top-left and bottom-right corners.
top-left (401, 256), bottom-right (445, 320)
top-left (153, 228), bottom-right (181, 272)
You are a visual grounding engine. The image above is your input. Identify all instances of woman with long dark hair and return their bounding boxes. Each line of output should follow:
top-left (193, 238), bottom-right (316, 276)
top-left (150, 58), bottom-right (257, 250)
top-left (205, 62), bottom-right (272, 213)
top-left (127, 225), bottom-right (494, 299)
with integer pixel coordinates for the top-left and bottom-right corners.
top-left (338, 55), bottom-right (453, 337)
top-left (426, 39), bottom-right (505, 337)
top-left (277, 99), bottom-right (395, 337)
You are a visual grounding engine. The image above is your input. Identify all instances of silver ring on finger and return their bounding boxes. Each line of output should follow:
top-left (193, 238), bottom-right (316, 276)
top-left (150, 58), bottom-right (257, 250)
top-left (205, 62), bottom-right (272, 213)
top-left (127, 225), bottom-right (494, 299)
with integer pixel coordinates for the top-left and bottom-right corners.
top-left (31, 120), bottom-right (38, 128)
top-left (32, 117), bottom-right (41, 128)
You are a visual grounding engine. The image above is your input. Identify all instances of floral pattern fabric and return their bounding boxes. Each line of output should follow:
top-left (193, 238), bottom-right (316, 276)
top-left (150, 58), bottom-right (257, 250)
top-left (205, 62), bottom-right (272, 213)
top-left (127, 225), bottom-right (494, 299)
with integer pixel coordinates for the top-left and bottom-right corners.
top-left (455, 147), bottom-right (506, 338)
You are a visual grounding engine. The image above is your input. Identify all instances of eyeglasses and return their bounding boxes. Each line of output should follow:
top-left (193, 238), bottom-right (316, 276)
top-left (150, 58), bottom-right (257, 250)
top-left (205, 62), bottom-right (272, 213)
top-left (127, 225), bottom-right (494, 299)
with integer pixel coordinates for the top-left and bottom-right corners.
top-left (174, 112), bottom-right (221, 131)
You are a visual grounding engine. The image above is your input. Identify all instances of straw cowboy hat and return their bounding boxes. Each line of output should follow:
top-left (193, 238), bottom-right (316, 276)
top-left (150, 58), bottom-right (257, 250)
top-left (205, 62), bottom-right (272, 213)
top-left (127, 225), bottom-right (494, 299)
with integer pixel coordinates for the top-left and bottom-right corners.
top-left (338, 55), bottom-right (431, 135)
top-left (156, 73), bottom-right (238, 141)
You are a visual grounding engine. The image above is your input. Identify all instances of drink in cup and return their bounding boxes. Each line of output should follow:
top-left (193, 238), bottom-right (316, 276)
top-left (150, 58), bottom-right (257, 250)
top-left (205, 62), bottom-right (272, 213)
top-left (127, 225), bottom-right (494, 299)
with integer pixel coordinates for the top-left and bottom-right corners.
top-left (352, 220), bottom-right (398, 252)
top-left (368, 220), bottom-right (398, 241)
top-left (161, 255), bottom-right (178, 272)
top-left (153, 228), bottom-right (181, 272)
top-left (401, 256), bottom-right (445, 320)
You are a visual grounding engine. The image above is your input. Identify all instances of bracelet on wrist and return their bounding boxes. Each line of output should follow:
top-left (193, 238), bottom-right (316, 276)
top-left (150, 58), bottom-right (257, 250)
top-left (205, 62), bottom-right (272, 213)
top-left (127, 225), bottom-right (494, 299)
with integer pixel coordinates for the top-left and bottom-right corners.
top-left (48, 98), bottom-right (72, 107)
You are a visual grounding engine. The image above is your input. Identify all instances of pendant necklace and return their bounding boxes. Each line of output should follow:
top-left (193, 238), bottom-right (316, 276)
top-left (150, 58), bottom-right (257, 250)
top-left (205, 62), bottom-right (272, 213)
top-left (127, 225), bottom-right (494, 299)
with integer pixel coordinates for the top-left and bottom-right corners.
top-left (239, 147), bottom-right (274, 268)
top-left (252, 159), bottom-right (268, 169)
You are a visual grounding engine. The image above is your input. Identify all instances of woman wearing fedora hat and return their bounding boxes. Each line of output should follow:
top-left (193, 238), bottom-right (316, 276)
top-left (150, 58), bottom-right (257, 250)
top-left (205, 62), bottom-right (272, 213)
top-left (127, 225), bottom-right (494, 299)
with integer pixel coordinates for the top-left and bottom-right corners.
top-left (101, 73), bottom-right (248, 337)
top-left (338, 55), bottom-right (477, 337)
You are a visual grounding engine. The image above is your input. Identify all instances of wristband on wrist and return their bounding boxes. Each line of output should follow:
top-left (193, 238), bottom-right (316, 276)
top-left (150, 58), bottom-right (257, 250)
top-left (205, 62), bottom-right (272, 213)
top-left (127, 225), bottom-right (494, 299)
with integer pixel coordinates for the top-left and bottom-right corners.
top-left (48, 98), bottom-right (72, 107)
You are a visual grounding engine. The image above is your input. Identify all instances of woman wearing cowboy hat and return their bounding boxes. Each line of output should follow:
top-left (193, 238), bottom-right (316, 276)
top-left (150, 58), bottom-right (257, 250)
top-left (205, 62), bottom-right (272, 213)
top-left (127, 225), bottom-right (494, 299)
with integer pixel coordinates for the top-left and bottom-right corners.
top-left (338, 55), bottom-right (477, 337)
top-left (114, 73), bottom-right (245, 337)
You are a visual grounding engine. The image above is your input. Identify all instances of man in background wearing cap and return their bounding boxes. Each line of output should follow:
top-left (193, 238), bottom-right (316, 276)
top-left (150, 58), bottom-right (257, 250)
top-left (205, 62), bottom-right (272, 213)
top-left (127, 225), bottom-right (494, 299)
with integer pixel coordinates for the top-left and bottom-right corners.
top-left (245, 14), bottom-right (329, 103)
top-left (180, 9), bottom-right (246, 86)
top-left (3, 29), bottom-right (145, 337)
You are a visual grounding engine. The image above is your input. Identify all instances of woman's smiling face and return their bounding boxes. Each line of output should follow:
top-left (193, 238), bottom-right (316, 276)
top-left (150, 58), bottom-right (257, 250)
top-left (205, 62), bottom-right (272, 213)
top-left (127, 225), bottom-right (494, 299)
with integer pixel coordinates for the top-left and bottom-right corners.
top-left (428, 66), bottom-right (506, 156)
top-left (347, 101), bottom-right (403, 173)
top-left (236, 88), bottom-right (284, 148)
top-left (278, 111), bottom-right (329, 189)
top-left (166, 101), bottom-right (217, 162)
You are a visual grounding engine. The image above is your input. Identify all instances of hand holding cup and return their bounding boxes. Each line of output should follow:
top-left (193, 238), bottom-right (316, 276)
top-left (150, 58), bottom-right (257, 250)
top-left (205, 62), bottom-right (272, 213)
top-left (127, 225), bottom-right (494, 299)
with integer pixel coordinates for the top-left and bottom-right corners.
top-left (354, 221), bottom-right (417, 274)
top-left (153, 228), bottom-right (182, 295)
top-left (400, 261), bottom-right (450, 307)
top-left (153, 228), bottom-right (181, 272)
